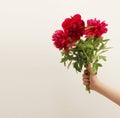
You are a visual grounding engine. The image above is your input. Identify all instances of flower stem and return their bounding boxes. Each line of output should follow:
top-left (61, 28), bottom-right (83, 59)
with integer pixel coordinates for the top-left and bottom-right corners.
top-left (85, 69), bottom-right (91, 93)
top-left (82, 48), bottom-right (90, 65)
top-left (86, 85), bottom-right (90, 93)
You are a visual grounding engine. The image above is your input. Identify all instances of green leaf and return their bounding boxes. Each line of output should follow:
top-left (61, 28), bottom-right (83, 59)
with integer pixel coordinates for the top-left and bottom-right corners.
top-left (99, 55), bottom-right (106, 61)
top-left (94, 38), bottom-right (103, 46)
top-left (98, 49), bottom-right (109, 55)
top-left (73, 62), bottom-right (81, 72)
top-left (102, 39), bottom-right (110, 42)
top-left (60, 57), bottom-right (68, 63)
top-left (85, 36), bottom-right (94, 42)
top-left (67, 60), bottom-right (72, 69)
top-left (85, 43), bottom-right (94, 49)
top-left (85, 26), bottom-right (94, 30)
top-left (61, 50), bottom-right (66, 56)
top-left (60, 57), bottom-right (68, 66)
top-left (92, 62), bottom-right (102, 74)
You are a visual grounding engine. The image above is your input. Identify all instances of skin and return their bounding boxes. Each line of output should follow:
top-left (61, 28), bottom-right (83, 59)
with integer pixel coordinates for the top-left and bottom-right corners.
top-left (82, 64), bottom-right (120, 106)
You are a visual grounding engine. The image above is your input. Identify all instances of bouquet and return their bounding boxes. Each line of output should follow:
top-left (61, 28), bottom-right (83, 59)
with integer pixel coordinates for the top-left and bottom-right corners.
top-left (52, 14), bottom-right (110, 93)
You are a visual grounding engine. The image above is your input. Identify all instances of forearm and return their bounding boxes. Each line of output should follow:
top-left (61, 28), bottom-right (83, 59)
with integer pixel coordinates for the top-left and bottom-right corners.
top-left (94, 80), bottom-right (120, 106)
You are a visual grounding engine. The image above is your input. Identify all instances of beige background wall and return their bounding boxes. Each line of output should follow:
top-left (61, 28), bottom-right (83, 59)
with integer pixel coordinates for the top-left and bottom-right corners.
top-left (0, 0), bottom-right (120, 118)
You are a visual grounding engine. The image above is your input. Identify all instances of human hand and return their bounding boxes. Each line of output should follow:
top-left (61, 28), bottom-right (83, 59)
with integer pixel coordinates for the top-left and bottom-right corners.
top-left (82, 64), bottom-right (99, 90)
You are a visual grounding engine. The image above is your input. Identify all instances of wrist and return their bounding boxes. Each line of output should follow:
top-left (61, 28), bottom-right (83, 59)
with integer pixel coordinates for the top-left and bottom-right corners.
top-left (92, 79), bottom-right (103, 92)
top-left (90, 76), bottom-right (100, 91)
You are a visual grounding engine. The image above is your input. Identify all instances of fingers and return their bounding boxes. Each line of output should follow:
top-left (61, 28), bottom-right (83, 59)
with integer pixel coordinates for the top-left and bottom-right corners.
top-left (84, 69), bottom-right (89, 75)
top-left (82, 72), bottom-right (90, 86)
top-left (83, 79), bottom-right (90, 86)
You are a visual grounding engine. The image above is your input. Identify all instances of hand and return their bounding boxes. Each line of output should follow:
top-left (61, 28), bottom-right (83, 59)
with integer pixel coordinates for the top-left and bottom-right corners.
top-left (82, 64), bottom-right (99, 90)
top-left (83, 64), bottom-right (120, 106)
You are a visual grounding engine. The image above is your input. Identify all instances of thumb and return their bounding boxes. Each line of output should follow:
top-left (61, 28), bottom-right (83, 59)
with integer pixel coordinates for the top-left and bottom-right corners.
top-left (87, 64), bottom-right (93, 74)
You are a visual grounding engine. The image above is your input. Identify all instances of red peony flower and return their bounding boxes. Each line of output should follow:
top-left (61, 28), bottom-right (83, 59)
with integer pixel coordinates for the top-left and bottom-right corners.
top-left (52, 14), bottom-right (110, 93)
top-left (52, 30), bottom-right (69, 50)
top-left (85, 18), bottom-right (108, 38)
top-left (62, 14), bottom-right (85, 41)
